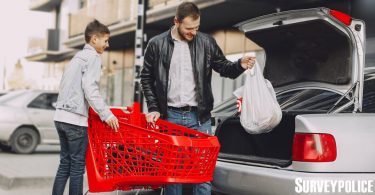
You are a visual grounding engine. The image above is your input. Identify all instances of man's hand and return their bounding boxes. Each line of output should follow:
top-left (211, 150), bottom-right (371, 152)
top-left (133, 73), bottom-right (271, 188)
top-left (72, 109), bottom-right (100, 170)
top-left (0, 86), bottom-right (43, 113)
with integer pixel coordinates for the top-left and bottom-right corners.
top-left (146, 111), bottom-right (161, 123)
top-left (240, 56), bottom-right (256, 70)
top-left (105, 116), bottom-right (119, 131)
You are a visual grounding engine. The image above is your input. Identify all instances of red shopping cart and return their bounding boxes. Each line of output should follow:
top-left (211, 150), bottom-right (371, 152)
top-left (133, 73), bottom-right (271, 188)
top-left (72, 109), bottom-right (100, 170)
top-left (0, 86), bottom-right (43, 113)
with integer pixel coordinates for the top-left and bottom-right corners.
top-left (86, 103), bottom-right (220, 192)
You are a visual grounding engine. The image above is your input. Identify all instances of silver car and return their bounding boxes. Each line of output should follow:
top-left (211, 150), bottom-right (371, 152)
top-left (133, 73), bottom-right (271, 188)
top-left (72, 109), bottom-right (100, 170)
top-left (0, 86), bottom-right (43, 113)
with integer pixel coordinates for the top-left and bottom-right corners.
top-left (0, 91), bottom-right (7, 97)
top-left (212, 8), bottom-right (375, 195)
top-left (0, 90), bottom-right (59, 154)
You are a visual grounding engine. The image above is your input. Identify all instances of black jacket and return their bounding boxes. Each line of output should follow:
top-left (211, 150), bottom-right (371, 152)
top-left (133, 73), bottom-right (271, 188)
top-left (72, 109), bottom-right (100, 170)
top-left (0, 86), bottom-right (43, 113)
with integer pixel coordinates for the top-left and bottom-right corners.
top-left (140, 29), bottom-right (245, 123)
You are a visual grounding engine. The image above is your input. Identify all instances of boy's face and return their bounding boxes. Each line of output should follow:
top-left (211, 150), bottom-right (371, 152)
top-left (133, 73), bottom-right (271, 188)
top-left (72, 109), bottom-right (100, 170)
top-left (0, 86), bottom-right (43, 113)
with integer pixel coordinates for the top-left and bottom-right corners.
top-left (91, 33), bottom-right (109, 54)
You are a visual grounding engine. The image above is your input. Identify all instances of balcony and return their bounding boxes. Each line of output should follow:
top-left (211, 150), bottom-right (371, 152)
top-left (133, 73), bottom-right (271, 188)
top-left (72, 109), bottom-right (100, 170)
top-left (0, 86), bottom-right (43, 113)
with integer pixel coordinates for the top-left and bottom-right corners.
top-left (69, 0), bottom-right (135, 38)
top-left (67, 0), bottom-right (137, 48)
top-left (29, 0), bottom-right (62, 12)
top-left (26, 29), bottom-right (75, 62)
top-left (68, 7), bottom-right (94, 39)
top-left (65, 0), bottom-right (214, 49)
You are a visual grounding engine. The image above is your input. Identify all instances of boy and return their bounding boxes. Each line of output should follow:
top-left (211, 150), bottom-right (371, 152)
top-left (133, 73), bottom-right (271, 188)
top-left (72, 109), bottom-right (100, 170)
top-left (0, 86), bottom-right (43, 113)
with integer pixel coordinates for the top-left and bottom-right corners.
top-left (52, 19), bottom-right (119, 195)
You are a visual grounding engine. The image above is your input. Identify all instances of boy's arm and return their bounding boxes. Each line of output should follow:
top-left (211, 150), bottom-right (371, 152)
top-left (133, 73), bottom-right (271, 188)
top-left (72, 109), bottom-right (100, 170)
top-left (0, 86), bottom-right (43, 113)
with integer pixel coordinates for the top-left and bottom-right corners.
top-left (82, 56), bottom-right (113, 121)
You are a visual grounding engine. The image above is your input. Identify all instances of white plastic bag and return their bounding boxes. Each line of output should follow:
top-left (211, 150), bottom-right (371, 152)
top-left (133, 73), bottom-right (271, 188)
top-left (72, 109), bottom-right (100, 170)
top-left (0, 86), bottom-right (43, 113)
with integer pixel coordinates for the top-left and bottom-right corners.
top-left (234, 62), bottom-right (282, 134)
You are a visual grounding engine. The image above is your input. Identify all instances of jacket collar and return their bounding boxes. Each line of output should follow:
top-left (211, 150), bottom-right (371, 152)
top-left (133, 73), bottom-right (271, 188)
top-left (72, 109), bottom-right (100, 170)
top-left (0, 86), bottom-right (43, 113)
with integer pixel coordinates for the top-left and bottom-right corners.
top-left (167, 28), bottom-right (174, 43)
top-left (167, 26), bottom-right (197, 44)
top-left (83, 44), bottom-right (99, 55)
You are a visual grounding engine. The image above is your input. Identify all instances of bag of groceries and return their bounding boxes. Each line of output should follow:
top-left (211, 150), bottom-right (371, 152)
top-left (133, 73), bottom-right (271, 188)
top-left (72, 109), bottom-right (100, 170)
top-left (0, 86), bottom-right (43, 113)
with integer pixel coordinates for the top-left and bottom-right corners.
top-left (233, 61), bottom-right (282, 134)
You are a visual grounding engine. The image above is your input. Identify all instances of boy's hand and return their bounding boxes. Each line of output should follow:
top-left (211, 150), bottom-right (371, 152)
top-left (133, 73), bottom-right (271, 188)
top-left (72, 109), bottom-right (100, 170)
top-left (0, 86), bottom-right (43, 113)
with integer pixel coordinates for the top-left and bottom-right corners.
top-left (146, 111), bottom-right (160, 123)
top-left (240, 56), bottom-right (256, 70)
top-left (106, 116), bottom-right (119, 131)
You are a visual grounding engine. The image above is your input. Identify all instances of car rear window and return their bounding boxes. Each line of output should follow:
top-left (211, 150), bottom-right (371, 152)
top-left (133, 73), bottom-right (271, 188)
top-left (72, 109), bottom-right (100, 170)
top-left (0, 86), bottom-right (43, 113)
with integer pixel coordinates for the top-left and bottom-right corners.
top-left (278, 89), bottom-right (349, 112)
top-left (362, 75), bottom-right (375, 112)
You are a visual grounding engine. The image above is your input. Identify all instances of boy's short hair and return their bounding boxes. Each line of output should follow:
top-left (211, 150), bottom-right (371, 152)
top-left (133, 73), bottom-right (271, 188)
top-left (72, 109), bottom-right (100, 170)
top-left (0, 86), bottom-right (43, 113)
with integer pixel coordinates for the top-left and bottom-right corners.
top-left (176, 2), bottom-right (200, 21)
top-left (84, 19), bottom-right (110, 43)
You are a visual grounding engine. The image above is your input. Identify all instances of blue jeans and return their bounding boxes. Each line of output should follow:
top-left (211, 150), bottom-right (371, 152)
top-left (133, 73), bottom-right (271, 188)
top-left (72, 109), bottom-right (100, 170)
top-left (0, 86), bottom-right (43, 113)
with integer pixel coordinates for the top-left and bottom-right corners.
top-left (164, 109), bottom-right (212, 195)
top-left (52, 121), bottom-right (88, 195)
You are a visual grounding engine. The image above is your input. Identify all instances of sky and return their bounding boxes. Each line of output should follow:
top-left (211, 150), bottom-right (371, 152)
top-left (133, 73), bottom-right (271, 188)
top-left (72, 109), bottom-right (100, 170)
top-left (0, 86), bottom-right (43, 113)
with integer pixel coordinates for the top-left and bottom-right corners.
top-left (0, 0), bottom-right (52, 89)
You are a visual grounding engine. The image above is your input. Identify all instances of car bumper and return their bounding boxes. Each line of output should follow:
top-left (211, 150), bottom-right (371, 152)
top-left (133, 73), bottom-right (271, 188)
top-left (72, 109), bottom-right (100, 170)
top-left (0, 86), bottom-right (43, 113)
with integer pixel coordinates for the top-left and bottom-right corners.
top-left (0, 123), bottom-right (19, 143)
top-left (213, 161), bottom-right (375, 195)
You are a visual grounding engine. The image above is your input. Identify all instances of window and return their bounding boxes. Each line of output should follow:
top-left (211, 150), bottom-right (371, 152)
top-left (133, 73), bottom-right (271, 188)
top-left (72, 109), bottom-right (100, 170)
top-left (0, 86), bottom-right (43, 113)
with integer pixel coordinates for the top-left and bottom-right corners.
top-left (365, 37), bottom-right (375, 68)
top-left (0, 90), bottom-right (27, 104)
top-left (278, 89), bottom-right (350, 112)
top-left (28, 93), bottom-right (58, 110)
top-left (1, 91), bottom-right (33, 108)
top-left (79, 0), bottom-right (86, 9)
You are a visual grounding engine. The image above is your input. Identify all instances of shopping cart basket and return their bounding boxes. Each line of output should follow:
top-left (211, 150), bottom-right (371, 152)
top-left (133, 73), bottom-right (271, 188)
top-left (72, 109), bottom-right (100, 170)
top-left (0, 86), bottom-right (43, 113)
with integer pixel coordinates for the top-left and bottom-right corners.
top-left (86, 103), bottom-right (220, 192)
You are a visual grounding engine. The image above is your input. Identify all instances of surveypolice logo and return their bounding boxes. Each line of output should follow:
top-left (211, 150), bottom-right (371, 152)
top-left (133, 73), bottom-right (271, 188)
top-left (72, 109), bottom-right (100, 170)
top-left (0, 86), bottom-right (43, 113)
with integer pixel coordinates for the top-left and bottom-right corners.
top-left (295, 178), bottom-right (375, 193)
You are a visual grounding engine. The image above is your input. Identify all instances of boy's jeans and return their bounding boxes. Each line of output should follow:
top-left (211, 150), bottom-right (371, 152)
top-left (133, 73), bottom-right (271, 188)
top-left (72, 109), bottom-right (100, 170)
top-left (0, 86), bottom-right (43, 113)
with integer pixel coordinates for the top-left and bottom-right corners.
top-left (164, 109), bottom-right (212, 195)
top-left (52, 121), bottom-right (88, 195)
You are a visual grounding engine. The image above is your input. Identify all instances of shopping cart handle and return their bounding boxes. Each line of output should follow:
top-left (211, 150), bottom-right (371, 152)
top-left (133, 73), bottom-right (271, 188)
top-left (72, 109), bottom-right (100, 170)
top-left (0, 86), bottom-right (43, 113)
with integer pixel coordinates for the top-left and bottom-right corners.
top-left (110, 102), bottom-right (141, 114)
top-left (110, 106), bottom-right (132, 112)
top-left (89, 107), bottom-right (132, 118)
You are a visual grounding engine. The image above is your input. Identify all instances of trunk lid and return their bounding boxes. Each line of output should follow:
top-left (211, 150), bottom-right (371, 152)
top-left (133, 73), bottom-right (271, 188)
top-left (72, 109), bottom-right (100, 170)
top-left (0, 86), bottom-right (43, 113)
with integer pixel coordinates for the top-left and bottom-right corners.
top-left (236, 7), bottom-right (366, 112)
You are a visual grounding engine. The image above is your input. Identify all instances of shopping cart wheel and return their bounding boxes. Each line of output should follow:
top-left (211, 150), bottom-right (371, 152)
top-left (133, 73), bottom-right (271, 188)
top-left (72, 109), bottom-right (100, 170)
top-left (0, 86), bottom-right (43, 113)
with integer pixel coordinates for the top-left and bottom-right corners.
top-left (160, 188), bottom-right (164, 195)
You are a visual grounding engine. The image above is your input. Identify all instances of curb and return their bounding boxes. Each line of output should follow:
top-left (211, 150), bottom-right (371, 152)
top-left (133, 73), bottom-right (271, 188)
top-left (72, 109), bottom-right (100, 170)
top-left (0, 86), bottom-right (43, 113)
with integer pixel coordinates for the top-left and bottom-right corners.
top-left (0, 174), bottom-right (54, 190)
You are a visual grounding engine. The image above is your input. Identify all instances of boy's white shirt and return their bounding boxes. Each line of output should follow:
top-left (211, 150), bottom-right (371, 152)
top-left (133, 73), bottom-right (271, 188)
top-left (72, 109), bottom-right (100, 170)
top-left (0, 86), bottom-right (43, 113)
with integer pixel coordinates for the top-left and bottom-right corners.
top-left (54, 108), bottom-right (88, 127)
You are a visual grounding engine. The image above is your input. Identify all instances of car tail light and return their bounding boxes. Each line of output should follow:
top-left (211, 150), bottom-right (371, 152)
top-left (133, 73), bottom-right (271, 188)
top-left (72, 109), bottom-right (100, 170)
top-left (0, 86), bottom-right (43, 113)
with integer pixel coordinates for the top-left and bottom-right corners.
top-left (329, 10), bottom-right (352, 26)
top-left (292, 133), bottom-right (337, 162)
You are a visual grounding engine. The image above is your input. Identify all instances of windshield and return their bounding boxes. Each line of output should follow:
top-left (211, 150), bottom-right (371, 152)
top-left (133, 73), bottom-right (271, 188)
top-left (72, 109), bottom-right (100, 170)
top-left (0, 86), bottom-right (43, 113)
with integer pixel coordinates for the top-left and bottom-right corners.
top-left (0, 90), bottom-right (27, 104)
top-left (0, 90), bottom-right (36, 108)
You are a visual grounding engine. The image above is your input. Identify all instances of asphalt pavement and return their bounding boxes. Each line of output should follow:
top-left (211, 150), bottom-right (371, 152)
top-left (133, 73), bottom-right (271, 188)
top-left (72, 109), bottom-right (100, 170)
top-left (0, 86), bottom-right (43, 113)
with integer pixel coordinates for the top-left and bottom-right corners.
top-left (0, 145), bottom-right (164, 195)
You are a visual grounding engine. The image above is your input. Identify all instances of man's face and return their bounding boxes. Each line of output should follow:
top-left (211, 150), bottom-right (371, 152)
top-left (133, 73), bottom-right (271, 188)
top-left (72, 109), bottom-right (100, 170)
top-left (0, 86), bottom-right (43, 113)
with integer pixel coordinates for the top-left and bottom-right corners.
top-left (92, 33), bottom-right (109, 54)
top-left (175, 16), bottom-right (200, 41)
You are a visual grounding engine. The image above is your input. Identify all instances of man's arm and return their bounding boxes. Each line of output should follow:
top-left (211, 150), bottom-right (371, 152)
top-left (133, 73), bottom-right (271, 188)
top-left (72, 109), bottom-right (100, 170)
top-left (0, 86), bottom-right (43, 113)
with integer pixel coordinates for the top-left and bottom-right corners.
top-left (140, 41), bottom-right (160, 113)
top-left (210, 38), bottom-right (254, 79)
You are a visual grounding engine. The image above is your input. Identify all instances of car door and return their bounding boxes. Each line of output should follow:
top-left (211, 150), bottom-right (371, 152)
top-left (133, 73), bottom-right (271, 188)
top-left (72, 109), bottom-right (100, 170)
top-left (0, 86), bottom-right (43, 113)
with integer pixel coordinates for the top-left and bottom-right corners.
top-left (26, 92), bottom-right (59, 144)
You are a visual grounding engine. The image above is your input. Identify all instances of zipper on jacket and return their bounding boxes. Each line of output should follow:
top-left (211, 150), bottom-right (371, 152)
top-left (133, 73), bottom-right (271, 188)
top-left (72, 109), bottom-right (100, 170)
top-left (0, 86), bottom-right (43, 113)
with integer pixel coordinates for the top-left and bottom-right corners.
top-left (188, 40), bottom-right (203, 114)
top-left (165, 39), bottom-right (174, 111)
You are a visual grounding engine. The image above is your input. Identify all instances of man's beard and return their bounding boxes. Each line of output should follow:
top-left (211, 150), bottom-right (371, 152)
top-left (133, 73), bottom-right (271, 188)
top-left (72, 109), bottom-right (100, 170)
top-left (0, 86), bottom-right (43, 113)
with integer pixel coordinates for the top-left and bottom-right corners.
top-left (177, 26), bottom-right (194, 41)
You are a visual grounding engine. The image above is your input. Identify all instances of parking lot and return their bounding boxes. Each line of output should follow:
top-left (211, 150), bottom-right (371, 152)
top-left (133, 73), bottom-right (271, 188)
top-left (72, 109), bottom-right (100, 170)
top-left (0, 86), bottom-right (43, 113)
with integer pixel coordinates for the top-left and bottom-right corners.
top-left (0, 146), bottom-right (168, 195)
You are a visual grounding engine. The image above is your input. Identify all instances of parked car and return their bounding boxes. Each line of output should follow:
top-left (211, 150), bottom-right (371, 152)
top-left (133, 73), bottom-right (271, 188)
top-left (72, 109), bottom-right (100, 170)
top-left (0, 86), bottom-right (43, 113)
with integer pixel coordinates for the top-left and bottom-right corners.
top-left (211, 8), bottom-right (375, 195)
top-left (0, 90), bottom-right (59, 154)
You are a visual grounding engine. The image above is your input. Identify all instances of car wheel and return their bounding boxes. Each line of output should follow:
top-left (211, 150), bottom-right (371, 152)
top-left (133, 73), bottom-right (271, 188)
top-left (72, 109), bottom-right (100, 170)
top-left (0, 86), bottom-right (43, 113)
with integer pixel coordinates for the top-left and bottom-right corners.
top-left (10, 127), bottom-right (39, 154)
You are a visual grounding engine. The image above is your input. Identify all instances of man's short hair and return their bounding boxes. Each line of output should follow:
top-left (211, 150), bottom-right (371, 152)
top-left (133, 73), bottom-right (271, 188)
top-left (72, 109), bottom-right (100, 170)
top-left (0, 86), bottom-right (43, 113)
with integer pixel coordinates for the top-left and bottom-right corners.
top-left (176, 2), bottom-right (200, 21)
top-left (84, 19), bottom-right (110, 43)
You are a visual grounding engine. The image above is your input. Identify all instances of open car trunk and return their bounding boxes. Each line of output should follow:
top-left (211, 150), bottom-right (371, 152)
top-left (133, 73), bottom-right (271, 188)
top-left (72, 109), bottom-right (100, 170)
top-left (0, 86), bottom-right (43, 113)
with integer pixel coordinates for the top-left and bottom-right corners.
top-left (215, 8), bottom-right (365, 167)
top-left (255, 19), bottom-right (351, 88)
top-left (215, 111), bottom-right (300, 167)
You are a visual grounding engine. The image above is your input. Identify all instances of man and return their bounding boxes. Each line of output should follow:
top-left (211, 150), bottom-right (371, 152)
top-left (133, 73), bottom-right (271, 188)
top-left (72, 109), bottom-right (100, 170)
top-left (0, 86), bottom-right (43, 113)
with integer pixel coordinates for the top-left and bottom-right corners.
top-left (140, 2), bottom-right (255, 195)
